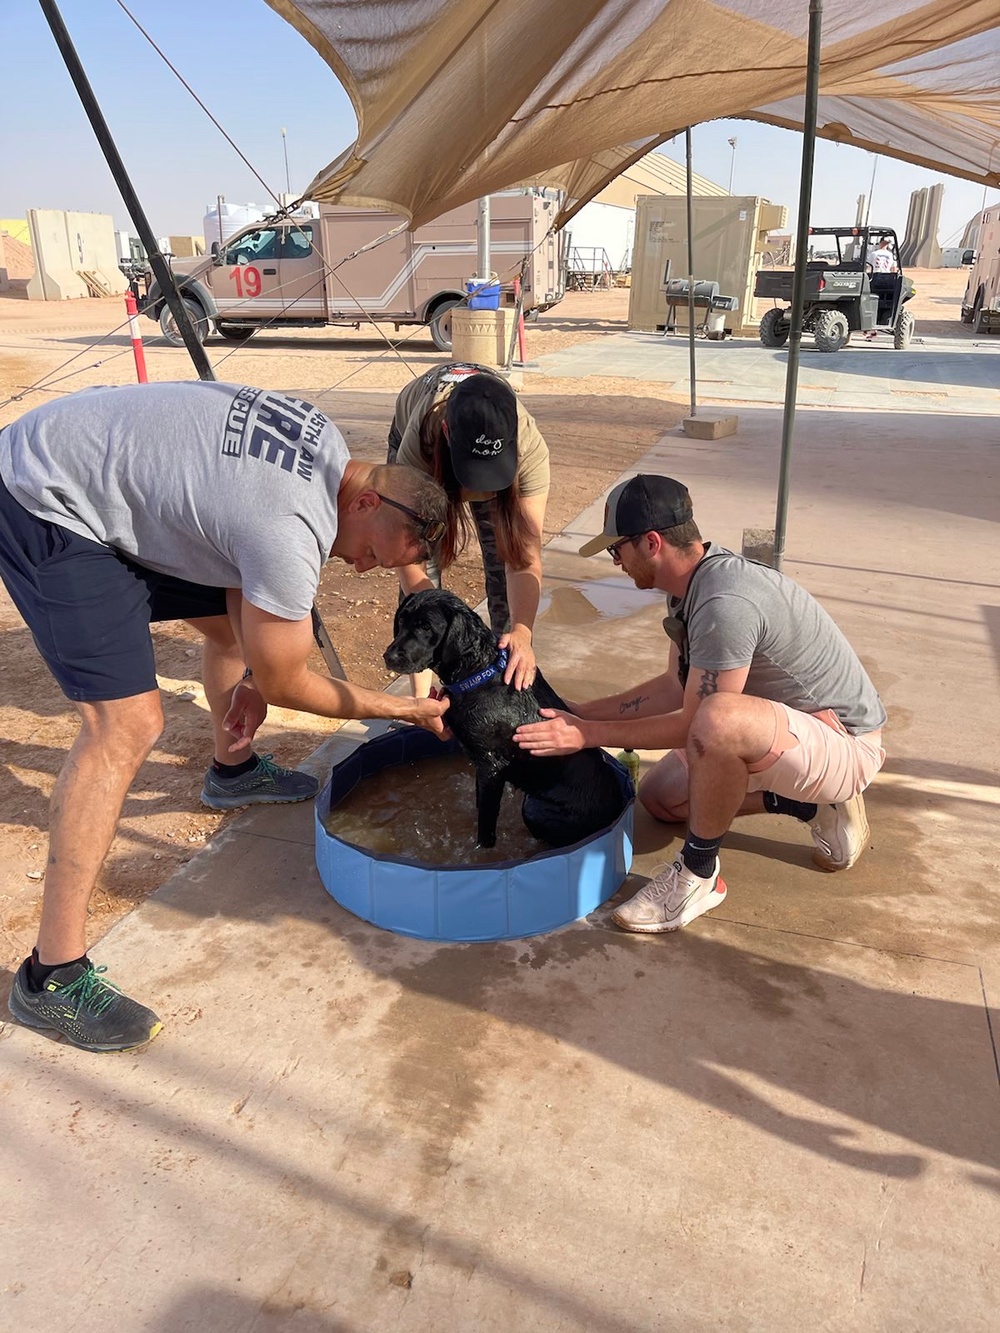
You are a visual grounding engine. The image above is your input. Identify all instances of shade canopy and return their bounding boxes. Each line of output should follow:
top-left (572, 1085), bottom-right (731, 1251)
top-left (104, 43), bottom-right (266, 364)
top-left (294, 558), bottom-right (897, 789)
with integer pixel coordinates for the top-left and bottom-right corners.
top-left (269, 0), bottom-right (1000, 228)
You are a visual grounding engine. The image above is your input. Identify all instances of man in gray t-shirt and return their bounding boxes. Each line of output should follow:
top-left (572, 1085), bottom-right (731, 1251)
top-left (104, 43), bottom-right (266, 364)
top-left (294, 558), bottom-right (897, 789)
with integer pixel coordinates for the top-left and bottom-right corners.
top-left (516, 474), bottom-right (886, 934)
top-left (0, 381), bottom-right (450, 1052)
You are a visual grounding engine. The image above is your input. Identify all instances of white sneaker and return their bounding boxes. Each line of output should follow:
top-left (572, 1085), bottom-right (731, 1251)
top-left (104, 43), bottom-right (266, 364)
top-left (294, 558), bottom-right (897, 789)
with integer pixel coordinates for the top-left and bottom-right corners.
top-left (612, 856), bottom-right (727, 933)
top-left (810, 793), bottom-right (870, 871)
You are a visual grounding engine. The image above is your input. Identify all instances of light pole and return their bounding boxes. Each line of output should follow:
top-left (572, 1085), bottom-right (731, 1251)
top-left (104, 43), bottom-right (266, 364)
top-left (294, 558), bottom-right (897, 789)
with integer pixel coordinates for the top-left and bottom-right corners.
top-left (863, 152), bottom-right (878, 229)
top-left (281, 127), bottom-right (291, 197)
top-left (727, 136), bottom-right (738, 194)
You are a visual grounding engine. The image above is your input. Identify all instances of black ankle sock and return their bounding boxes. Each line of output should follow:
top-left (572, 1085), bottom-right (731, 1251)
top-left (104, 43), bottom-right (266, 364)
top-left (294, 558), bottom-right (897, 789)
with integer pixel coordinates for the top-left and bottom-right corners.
top-left (212, 754), bottom-right (258, 779)
top-left (681, 832), bottom-right (723, 879)
top-left (27, 947), bottom-right (90, 992)
top-left (763, 791), bottom-right (818, 822)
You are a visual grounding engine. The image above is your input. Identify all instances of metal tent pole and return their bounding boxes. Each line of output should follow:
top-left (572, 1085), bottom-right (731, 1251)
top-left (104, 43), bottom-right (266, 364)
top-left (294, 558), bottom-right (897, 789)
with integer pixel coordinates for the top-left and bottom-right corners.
top-left (773, 0), bottom-right (823, 570)
top-left (38, 0), bottom-right (215, 381)
top-left (685, 128), bottom-right (697, 418)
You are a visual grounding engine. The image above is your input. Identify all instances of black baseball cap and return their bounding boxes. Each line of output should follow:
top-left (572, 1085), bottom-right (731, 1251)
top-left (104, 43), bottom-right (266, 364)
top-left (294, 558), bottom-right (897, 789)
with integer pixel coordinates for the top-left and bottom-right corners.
top-left (445, 374), bottom-right (519, 491)
top-left (579, 474), bottom-right (694, 557)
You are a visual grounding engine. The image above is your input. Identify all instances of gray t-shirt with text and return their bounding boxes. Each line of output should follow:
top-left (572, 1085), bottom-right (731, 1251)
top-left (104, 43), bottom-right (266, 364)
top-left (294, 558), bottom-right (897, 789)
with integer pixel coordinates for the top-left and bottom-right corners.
top-left (0, 381), bottom-right (347, 620)
top-left (669, 545), bottom-right (886, 735)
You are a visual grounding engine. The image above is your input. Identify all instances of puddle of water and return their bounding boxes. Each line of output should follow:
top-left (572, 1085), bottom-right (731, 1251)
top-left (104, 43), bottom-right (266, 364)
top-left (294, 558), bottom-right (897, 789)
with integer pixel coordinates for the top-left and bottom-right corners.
top-left (322, 752), bottom-right (548, 866)
top-left (537, 577), bottom-right (664, 625)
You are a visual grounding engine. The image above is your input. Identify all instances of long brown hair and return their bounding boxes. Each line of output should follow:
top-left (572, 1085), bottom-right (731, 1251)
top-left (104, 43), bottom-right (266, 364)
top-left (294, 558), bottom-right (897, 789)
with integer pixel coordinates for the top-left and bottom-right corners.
top-left (419, 400), bottom-right (533, 570)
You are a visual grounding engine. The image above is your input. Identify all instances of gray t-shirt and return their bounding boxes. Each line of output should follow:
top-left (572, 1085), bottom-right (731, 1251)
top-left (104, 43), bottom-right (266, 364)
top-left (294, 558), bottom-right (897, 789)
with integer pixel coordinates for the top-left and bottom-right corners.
top-left (670, 545), bottom-right (886, 735)
top-left (0, 381), bottom-right (348, 620)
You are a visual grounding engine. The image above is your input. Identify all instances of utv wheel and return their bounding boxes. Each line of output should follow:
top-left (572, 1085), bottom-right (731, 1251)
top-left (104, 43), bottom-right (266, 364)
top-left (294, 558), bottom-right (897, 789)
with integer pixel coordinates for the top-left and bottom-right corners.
top-left (813, 308), bottom-right (850, 353)
top-left (759, 308), bottom-right (789, 348)
top-left (159, 297), bottom-right (208, 347)
top-left (215, 323), bottom-right (257, 343)
top-left (428, 300), bottom-right (460, 352)
top-left (893, 308), bottom-right (914, 350)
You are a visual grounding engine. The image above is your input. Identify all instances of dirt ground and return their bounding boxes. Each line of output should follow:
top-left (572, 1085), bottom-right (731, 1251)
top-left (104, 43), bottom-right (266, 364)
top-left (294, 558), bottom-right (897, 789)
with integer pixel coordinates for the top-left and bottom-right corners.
top-left (0, 270), bottom-right (969, 969)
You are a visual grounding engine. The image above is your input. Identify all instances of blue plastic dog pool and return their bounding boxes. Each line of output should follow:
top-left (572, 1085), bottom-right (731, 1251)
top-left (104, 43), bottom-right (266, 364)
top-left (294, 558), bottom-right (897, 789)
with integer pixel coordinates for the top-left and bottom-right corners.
top-left (315, 727), bottom-right (634, 942)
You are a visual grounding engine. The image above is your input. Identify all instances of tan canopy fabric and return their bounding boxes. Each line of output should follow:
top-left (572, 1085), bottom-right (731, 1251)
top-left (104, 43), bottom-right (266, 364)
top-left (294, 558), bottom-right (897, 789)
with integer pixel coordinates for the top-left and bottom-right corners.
top-left (269, 0), bottom-right (1000, 228)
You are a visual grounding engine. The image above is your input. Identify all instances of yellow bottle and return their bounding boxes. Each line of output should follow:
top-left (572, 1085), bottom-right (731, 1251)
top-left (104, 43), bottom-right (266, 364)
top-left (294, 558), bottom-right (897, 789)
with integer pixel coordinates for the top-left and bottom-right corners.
top-left (616, 748), bottom-right (640, 791)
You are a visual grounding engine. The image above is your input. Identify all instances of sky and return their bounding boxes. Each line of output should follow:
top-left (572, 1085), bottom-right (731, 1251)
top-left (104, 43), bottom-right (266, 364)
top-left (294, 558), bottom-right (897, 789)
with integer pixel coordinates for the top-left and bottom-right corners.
top-left (2, 0), bottom-right (995, 248)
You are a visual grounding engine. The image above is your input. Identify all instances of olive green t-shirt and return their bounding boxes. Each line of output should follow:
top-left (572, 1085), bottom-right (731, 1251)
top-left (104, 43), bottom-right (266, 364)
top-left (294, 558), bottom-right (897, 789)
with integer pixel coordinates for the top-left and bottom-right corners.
top-left (391, 363), bottom-right (549, 502)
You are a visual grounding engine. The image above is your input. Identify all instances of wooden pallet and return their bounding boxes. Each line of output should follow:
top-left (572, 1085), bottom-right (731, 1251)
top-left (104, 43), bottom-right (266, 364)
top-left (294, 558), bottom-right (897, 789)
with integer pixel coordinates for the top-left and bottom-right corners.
top-left (78, 269), bottom-right (114, 297)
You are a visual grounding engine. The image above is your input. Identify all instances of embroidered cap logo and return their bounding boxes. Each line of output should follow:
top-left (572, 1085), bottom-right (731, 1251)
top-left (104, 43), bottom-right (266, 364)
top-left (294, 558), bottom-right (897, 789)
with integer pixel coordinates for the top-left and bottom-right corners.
top-left (470, 434), bottom-right (505, 457)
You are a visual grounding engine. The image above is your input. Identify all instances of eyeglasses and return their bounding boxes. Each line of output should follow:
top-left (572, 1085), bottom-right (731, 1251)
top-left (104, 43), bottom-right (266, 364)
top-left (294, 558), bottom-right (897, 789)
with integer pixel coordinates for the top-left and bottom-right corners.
top-left (375, 493), bottom-right (446, 545)
top-left (607, 533), bottom-right (642, 563)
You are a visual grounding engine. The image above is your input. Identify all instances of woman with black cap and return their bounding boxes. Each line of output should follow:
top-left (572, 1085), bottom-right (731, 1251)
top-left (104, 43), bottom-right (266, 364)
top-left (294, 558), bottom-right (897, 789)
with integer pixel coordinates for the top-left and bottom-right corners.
top-left (386, 362), bottom-right (550, 693)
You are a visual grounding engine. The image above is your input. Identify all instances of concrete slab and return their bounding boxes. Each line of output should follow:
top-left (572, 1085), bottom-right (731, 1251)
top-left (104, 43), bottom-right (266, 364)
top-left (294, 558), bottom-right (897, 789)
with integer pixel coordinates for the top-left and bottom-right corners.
top-left (2, 400), bottom-right (999, 1329)
top-left (682, 411), bottom-right (739, 439)
top-left (528, 332), bottom-right (1000, 416)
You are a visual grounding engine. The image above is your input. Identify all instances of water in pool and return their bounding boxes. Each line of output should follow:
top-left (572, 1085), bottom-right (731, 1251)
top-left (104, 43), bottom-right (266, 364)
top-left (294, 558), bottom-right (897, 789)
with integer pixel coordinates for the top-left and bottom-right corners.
top-left (322, 752), bottom-right (549, 865)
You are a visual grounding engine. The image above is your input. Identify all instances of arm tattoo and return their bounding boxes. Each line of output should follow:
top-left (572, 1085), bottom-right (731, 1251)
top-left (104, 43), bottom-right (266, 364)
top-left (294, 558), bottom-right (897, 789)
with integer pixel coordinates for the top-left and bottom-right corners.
top-left (696, 670), bottom-right (719, 699)
top-left (618, 693), bottom-right (649, 715)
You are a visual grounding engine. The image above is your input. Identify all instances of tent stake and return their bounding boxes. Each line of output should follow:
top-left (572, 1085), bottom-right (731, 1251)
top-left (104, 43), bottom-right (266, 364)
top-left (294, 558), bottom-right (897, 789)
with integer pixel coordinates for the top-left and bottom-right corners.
top-left (773, 0), bottom-right (823, 570)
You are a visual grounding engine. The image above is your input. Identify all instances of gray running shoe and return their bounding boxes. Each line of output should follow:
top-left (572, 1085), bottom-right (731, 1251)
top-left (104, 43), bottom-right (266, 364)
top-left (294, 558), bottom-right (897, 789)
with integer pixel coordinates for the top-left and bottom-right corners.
top-left (200, 752), bottom-right (318, 810)
top-left (8, 959), bottom-right (163, 1052)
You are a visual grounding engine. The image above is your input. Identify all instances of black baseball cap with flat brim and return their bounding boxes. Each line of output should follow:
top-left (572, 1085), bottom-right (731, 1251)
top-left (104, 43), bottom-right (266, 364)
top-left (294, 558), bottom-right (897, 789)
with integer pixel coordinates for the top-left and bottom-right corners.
top-left (579, 474), bottom-right (694, 556)
top-left (446, 374), bottom-right (519, 491)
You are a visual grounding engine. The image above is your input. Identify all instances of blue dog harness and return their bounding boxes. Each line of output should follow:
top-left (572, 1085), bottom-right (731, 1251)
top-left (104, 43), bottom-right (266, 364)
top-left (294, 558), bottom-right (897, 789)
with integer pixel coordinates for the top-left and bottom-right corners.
top-left (445, 648), bottom-right (509, 696)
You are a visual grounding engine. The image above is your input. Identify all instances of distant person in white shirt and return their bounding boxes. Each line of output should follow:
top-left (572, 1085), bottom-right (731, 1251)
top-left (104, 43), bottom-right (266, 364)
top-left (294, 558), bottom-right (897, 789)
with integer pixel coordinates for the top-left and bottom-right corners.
top-left (870, 238), bottom-right (897, 274)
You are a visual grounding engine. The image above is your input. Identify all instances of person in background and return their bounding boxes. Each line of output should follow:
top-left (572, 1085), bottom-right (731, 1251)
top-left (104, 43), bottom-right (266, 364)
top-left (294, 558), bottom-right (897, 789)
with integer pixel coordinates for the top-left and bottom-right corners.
top-left (869, 237), bottom-right (898, 273)
top-left (387, 363), bottom-right (549, 693)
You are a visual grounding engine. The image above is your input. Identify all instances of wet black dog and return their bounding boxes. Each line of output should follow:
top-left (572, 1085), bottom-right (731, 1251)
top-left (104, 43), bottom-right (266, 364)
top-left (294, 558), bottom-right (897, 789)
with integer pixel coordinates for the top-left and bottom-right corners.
top-left (384, 590), bottom-right (627, 849)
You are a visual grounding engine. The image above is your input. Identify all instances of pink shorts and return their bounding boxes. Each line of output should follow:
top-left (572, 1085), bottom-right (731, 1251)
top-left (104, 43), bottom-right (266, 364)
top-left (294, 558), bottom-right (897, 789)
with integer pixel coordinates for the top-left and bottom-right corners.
top-left (744, 704), bottom-right (884, 805)
top-left (673, 703), bottom-right (885, 805)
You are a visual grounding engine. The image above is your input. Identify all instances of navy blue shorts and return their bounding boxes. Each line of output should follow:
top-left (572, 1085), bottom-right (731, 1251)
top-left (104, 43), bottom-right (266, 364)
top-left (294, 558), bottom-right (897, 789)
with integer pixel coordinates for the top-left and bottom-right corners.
top-left (0, 478), bottom-right (227, 702)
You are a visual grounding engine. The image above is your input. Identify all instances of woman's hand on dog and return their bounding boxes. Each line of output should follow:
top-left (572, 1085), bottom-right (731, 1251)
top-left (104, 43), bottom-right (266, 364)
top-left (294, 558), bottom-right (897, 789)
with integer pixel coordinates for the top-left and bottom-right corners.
top-left (500, 625), bottom-right (537, 691)
top-left (514, 708), bottom-right (586, 757)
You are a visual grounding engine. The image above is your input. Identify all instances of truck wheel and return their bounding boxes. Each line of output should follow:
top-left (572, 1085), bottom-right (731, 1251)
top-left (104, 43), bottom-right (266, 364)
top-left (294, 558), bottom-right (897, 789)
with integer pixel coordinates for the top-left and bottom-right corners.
top-left (215, 323), bottom-right (257, 343)
top-left (813, 308), bottom-right (850, 353)
top-left (159, 297), bottom-right (208, 347)
top-left (759, 308), bottom-right (789, 347)
top-left (428, 300), bottom-right (460, 352)
top-left (893, 308), bottom-right (914, 350)
top-left (972, 300), bottom-right (989, 335)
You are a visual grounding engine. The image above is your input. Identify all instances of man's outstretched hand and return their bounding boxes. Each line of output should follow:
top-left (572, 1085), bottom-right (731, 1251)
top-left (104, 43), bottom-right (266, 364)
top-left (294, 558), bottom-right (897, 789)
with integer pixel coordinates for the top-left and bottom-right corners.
top-left (514, 708), bottom-right (587, 757)
top-left (410, 692), bottom-right (451, 739)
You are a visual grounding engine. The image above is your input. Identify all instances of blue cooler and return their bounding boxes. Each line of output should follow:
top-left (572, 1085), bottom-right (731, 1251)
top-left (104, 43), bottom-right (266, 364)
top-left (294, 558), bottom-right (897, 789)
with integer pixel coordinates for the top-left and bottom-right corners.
top-left (466, 278), bottom-right (501, 310)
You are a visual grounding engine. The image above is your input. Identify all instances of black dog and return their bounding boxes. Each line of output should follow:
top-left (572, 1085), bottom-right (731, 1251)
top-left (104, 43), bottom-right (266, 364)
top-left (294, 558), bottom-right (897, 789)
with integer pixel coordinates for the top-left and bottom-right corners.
top-left (384, 590), bottom-right (627, 849)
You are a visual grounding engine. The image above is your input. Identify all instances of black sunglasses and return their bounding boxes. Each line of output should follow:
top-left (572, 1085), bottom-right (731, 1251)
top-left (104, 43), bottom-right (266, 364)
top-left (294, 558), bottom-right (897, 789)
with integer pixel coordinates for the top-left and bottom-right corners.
top-left (375, 493), bottom-right (446, 545)
top-left (607, 533), bottom-right (642, 562)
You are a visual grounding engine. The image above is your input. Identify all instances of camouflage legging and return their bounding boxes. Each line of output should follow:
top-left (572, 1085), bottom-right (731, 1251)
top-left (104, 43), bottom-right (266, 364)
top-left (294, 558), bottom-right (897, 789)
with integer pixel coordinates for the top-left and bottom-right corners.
top-left (387, 425), bottom-right (511, 634)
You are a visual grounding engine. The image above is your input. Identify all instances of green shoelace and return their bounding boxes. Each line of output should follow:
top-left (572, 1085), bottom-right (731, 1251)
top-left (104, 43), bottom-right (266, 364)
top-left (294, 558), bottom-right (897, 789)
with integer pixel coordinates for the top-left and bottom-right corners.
top-left (55, 964), bottom-right (121, 1015)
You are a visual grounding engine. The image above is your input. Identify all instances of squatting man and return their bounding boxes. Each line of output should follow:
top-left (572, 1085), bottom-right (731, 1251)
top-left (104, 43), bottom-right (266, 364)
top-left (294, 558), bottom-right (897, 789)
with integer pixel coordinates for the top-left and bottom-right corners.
top-left (515, 474), bottom-right (886, 933)
top-left (0, 381), bottom-right (451, 1052)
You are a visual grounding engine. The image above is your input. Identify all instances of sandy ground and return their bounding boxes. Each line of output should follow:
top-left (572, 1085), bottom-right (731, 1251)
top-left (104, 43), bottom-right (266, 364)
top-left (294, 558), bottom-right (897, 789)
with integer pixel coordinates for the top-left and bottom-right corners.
top-left (0, 270), bottom-right (970, 969)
